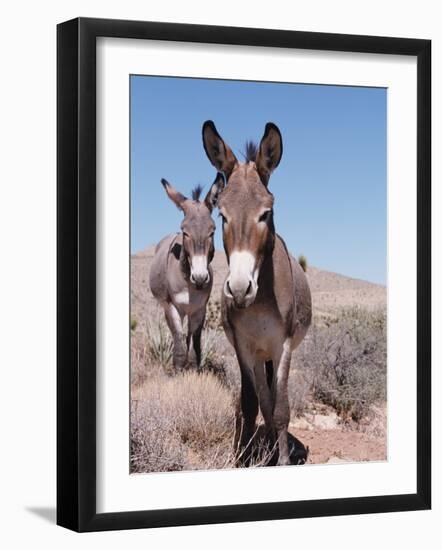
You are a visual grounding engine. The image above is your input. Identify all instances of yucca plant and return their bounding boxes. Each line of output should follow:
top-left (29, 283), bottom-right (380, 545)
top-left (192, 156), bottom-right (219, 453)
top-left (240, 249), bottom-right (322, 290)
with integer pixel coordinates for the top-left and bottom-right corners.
top-left (145, 316), bottom-right (174, 369)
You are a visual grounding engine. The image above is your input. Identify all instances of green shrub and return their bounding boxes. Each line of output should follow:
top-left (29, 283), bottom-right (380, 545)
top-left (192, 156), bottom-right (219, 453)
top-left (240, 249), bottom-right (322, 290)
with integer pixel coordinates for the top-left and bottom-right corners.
top-left (298, 254), bottom-right (308, 272)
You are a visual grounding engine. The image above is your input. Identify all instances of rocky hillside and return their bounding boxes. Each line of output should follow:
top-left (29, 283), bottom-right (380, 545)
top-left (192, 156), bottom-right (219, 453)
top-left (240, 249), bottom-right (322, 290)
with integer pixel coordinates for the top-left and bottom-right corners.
top-left (131, 244), bottom-right (386, 324)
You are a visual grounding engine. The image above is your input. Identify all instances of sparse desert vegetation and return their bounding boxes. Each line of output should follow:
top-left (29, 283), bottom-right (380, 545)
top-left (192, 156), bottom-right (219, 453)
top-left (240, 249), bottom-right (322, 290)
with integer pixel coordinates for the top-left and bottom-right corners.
top-left (130, 248), bottom-right (387, 472)
top-left (293, 307), bottom-right (387, 423)
top-left (298, 254), bottom-right (308, 272)
top-left (131, 371), bottom-right (235, 472)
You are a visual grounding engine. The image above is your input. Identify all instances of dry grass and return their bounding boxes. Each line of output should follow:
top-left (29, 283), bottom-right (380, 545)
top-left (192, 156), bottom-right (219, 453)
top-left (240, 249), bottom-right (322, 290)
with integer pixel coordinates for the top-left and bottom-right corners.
top-left (131, 371), bottom-right (235, 472)
top-left (131, 312), bottom-right (233, 384)
top-left (131, 403), bottom-right (186, 473)
top-left (130, 314), bottom-right (173, 385)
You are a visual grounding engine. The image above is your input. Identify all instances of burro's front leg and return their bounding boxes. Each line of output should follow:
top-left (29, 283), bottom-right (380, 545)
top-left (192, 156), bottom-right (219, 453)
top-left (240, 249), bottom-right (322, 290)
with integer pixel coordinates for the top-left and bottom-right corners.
top-left (163, 303), bottom-right (186, 370)
top-left (187, 308), bottom-right (205, 369)
top-left (234, 346), bottom-right (259, 466)
top-left (273, 339), bottom-right (292, 466)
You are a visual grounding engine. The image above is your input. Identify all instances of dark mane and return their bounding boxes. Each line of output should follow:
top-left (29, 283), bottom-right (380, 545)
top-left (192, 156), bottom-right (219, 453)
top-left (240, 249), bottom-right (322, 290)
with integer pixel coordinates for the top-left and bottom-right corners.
top-left (243, 140), bottom-right (258, 162)
top-left (191, 184), bottom-right (204, 201)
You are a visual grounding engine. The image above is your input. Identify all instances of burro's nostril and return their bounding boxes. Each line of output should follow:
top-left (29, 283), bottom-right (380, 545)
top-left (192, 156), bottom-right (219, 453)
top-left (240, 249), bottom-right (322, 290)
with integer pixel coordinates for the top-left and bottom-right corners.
top-left (191, 270), bottom-right (210, 288)
top-left (226, 280), bottom-right (233, 296)
top-left (225, 278), bottom-right (255, 307)
top-left (224, 251), bottom-right (258, 307)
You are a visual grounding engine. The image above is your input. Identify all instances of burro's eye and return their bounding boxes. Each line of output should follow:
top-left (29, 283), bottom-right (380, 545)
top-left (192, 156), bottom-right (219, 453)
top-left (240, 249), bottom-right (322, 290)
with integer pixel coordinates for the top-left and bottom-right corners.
top-left (258, 209), bottom-right (271, 223)
top-left (182, 231), bottom-right (189, 238)
top-left (208, 230), bottom-right (215, 238)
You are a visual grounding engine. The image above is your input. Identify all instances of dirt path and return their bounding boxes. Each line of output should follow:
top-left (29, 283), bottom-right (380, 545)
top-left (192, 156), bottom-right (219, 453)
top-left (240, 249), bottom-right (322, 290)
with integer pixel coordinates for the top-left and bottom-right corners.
top-left (291, 427), bottom-right (387, 464)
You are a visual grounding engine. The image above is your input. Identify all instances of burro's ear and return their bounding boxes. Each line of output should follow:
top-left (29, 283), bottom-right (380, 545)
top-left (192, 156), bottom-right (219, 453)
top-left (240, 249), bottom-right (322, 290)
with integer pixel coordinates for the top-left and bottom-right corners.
top-left (202, 120), bottom-right (237, 179)
top-left (161, 178), bottom-right (188, 211)
top-left (255, 123), bottom-right (283, 186)
top-left (204, 172), bottom-right (225, 212)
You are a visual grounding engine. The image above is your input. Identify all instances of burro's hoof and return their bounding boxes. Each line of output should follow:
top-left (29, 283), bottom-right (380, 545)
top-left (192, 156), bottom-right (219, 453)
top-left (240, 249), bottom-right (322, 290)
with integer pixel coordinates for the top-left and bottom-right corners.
top-left (235, 427), bottom-right (309, 467)
top-left (288, 432), bottom-right (309, 465)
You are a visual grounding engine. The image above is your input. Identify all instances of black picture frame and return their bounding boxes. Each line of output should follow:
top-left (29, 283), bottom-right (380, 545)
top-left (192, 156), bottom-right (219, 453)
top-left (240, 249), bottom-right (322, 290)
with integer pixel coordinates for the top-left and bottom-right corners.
top-left (57, 17), bottom-right (431, 532)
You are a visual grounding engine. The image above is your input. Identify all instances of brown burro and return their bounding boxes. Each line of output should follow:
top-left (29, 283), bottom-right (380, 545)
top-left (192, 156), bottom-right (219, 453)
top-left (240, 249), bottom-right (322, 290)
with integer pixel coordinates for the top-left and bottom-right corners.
top-left (202, 120), bottom-right (312, 466)
top-left (149, 176), bottom-right (223, 370)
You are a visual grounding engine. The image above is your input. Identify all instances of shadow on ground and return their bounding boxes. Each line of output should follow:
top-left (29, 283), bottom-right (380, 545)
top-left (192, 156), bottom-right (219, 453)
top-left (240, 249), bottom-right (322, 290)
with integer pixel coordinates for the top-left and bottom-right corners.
top-left (26, 506), bottom-right (56, 524)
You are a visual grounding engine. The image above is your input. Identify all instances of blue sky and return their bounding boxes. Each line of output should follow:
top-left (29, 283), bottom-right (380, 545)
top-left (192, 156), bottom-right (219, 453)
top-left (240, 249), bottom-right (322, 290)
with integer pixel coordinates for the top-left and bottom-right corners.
top-left (131, 76), bottom-right (386, 284)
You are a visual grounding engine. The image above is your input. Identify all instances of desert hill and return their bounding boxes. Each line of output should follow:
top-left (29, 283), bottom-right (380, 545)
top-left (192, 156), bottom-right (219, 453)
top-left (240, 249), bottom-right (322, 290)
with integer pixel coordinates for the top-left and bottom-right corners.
top-left (131, 245), bottom-right (386, 323)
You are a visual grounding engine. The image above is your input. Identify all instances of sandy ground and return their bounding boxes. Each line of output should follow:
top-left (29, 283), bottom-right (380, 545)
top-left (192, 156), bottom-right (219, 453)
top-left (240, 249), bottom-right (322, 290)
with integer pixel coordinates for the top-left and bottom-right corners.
top-left (287, 401), bottom-right (387, 465)
top-left (291, 428), bottom-right (386, 465)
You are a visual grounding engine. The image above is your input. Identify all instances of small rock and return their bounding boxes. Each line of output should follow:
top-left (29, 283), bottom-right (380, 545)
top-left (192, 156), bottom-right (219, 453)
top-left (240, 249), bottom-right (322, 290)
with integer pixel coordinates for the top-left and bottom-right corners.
top-left (312, 413), bottom-right (340, 430)
top-left (291, 418), bottom-right (313, 431)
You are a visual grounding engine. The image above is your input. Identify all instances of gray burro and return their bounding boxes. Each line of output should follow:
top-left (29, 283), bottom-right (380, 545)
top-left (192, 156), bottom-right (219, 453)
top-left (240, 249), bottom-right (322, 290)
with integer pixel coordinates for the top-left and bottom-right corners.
top-left (149, 175), bottom-right (223, 370)
top-left (202, 120), bottom-right (312, 466)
